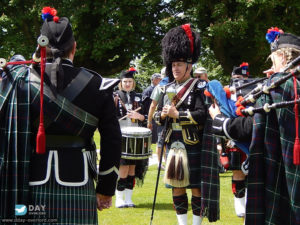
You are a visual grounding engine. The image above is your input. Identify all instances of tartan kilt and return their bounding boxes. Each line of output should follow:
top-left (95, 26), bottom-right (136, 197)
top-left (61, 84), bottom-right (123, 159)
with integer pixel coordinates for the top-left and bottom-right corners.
top-left (226, 147), bottom-right (247, 170)
top-left (29, 164), bottom-right (97, 225)
top-left (165, 137), bottom-right (202, 189)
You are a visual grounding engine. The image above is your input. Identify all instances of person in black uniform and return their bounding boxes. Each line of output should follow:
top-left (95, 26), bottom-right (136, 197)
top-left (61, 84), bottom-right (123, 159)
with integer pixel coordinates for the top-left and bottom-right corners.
top-left (114, 68), bottom-right (148, 208)
top-left (154, 24), bottom-right (219, 225)
top-left (0, 7), bottom-right (121, 225)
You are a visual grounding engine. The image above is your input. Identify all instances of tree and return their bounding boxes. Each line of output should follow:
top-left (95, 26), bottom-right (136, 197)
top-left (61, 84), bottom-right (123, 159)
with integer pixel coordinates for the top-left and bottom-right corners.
top-left (176, 0), bottom-right (300, 77)
top-left (0, 0), bottom-right (170, 76)
top-left (2, 1), bottom-right (300, 82)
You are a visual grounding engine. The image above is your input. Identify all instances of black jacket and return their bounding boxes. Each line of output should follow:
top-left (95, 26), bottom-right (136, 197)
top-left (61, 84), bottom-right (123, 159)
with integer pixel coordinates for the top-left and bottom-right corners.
top-left (29, 59), bottom-right (121, 196)
top-left (154, 78), bottom-right (207, 145)
top-left (212, 114), bottom-right (253, 143)
top-left (114, 90), bottom-right (147, 127)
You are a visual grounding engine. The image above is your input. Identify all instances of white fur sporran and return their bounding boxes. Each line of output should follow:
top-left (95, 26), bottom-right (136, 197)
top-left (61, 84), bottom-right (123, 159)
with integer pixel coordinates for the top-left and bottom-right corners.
top-left (164, 141), bottom-right (190, 187)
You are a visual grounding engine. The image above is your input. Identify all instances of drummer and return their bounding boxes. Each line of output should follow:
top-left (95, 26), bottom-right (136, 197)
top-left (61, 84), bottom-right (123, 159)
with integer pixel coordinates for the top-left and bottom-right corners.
top-left (113, 67), bottom-right (148, 208)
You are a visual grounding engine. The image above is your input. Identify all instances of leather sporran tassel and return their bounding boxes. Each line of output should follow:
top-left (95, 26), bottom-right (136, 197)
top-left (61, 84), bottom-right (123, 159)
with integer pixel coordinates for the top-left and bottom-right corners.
top-left (176, 151), bottom-right (184, 180)
top-left (164, 142), bottom-right (190, 188)
top-left (167, 151), bottom-right (176, 179)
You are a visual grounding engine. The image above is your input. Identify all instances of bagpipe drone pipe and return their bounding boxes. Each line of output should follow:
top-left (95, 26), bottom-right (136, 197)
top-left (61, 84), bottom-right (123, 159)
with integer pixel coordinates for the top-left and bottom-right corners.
top-left (229, 77), bottom-right (268, 100)
top-left (204, 59), bottom-right (300, 158)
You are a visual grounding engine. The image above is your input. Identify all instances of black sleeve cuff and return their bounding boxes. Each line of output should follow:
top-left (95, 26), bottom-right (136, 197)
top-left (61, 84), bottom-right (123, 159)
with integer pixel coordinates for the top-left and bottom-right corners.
top-left (178, 111), bottom-right (197, 125)
top-left (212, 114), bottom-right (227, 136)
top-left (96, 172), bottom-right (118, 196)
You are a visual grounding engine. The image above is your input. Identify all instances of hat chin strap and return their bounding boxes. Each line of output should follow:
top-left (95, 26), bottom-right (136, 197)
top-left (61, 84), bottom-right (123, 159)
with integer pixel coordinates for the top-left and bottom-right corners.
top-left (179, 63), bottom-right (190, 83)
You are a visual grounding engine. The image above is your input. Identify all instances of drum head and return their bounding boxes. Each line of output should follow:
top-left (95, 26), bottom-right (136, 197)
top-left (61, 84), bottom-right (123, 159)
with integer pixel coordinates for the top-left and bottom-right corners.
top-left (121, 127), bottom-right (152, 137)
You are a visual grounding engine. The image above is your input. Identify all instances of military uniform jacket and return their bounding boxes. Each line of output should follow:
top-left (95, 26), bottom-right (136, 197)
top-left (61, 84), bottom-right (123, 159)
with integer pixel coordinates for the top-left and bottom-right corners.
top-left (29, 59), bottom-right (121, 196)
top-left (212, 114), bottom-right (253, 143)
top-left (114, 90), bottom-right (147, 127)
top-left (154, 78), bottom-right (207, 145)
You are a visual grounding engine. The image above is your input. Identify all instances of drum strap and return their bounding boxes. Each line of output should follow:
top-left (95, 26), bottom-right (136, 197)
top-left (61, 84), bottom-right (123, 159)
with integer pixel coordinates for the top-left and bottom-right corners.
top-left (115, 91), bottom-right (140, 112)
top-left (116, 90), bottom-right (127, 103)
top-left (114, 94), bottom-right (127, 111)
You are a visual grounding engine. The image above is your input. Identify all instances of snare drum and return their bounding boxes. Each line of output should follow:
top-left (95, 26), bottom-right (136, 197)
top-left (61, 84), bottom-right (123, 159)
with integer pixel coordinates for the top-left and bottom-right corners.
top-left (121, 127), bottom-right (152, 160)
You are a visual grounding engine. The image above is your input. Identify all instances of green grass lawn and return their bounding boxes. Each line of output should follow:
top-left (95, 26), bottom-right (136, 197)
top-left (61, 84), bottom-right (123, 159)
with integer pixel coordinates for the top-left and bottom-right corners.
top-left (94, 132), bottom-right (244, 225)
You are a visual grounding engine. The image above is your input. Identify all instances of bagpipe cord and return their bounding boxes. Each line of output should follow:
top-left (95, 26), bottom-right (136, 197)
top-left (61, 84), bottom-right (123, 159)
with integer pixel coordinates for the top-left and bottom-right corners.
top-left (293, 73), bottom-right (300, 165)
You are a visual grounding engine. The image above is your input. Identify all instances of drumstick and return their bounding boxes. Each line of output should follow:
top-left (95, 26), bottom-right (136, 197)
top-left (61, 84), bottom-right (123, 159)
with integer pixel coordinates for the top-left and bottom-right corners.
top-left (118, 107), bottom-right (141, 121)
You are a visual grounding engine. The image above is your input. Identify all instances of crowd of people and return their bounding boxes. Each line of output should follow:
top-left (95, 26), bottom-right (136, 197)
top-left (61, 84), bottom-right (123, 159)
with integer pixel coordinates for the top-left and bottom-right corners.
top-left (0, 6), bottom-right (300, 225)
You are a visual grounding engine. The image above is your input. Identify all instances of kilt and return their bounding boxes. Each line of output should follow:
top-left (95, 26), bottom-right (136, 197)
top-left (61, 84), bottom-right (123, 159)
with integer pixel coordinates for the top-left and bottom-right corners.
top-left (246, 73), bottom-right (300, 225)
top-left (226, 147), bottom-right (247, 170)
top-left (120, 158), bottom-right (138, 166)
top-left (165, 132), bottom-right (202, 189)
top-left (119, 158), bottom-right (148, 187)
top-left (29, 163), bottom-right (97, 225)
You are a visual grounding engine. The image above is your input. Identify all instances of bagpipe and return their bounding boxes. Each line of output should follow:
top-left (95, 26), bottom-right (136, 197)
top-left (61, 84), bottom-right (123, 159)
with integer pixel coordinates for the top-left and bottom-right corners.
top-left (206, 55), bottom-right (300, 118)
top-left (205, 55), bottom-right (300, 164)
top-left (0, 35), bottom-right (49, 155)
top-left (0, 35), bottom-right (48, 68)
top-left (229, 77), bottom-right (268, 100)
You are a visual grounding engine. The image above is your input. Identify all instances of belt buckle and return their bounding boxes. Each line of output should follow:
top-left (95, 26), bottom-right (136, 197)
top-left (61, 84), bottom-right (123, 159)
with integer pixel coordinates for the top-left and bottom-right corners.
top-left (172, 123), bottom-right (182, 131)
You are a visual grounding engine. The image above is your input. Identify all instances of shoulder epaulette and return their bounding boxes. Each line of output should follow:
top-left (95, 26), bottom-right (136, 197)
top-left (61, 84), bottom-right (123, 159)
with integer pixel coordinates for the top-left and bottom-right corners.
top-left (99, 78), bottom-right (120, 91)
top-left (81, 67), bottom-right (120, 91)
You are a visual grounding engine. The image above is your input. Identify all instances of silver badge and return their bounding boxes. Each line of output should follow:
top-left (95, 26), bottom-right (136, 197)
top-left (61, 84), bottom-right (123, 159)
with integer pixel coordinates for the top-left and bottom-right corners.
top-left (197, 81), bottom-right (206, 89)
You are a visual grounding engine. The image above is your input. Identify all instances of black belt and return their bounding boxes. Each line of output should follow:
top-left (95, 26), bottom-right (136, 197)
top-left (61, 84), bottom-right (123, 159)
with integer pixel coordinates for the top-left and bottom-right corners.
top-left (45, 135), bottom-right (93, 150)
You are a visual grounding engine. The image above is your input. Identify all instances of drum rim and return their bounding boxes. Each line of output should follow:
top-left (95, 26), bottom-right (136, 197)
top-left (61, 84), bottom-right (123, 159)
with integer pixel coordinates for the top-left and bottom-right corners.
top-left (121, 152), bottom-right (152, 160)
top-left (121, 127), bottom-right (152, 135)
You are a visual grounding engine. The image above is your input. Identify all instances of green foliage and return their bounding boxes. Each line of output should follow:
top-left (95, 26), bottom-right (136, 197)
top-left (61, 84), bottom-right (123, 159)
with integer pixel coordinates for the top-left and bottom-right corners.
top-left (178, 0), bottom-right (300, 78)
top-left (96, 163), bottom-right (243, 225)
top-left (2, 1), bottom-right (300, 86)
top-left (131, 55), bottom-right (164, 93)
top-left (0, 0), bottom-right (169, 77)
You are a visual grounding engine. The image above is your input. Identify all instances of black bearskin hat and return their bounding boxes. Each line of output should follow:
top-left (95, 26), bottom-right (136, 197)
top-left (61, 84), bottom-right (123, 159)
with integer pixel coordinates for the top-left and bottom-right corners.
top-left (162, 24), bottom-right (201, 81)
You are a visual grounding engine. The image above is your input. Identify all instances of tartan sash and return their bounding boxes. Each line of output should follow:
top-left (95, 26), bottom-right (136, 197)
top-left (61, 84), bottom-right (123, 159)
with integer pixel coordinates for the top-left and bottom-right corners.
top-left (0, 65), bottom-right (99, 219)
top-left (30, 67), bottom-right (98, 137)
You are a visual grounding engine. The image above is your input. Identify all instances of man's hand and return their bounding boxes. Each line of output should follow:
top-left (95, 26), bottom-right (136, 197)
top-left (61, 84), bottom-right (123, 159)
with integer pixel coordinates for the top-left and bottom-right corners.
top-left (96, 194), bottom-right (112, 211)
top-left (162, 105), bottom-right (179, 119)
top-left (208, 104), bottom-right (221, 120)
